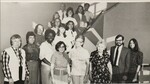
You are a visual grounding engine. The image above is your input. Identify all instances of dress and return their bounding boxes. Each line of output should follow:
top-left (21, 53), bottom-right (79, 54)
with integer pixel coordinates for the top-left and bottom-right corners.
top-left (23, 44), bottom-right (40, 84)
top-left (128, 51), bottom-right (143, 82)
top-left (90, 50), bottom-right (110, 83)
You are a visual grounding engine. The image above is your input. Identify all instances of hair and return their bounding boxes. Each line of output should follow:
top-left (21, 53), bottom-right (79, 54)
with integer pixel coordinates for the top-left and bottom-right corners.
top-left (75, 5), bottom-right (84, 15)
top-left (44, 29), bottom-right (56, 40)
top-left (26, 31), bottom-right (35, 44)
top-left (55, 41), bottom-right (67, 51)
top-left (84, 3), bottom-right (90, 7)
top-left (115, 34), bottom-right (124, 41)
top-left (10, 34), bottom-right (22, 47)
top-left (96, 39), bottom-right (107, 55)
top-left (65, 20), bottom-right (75, 32)
top-left (75, 34), bottom-right (85, 47)
top-left (66, 7), bottom-right (74, 17)
top-left (34, 24), bottom-right (44, 34)
top-left (128, 38), bottom-right (139, 52)
top-left (52, 12), bottom-right (60, 21)
top-left (54, 18), bottom-right (61, 28)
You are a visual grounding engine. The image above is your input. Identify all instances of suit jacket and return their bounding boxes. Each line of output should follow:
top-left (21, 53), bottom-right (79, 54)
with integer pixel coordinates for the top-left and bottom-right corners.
top-left (110, 46), bottom-right (130, 75)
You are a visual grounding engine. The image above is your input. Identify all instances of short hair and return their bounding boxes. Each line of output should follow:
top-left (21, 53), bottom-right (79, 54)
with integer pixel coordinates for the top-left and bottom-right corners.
top-left (44, 29), bottom-right (56, 40)
top-left (84, 3), bottom-right (90, 7)
top-left (115, 34), bottom-right (124, 41)
top-left (55, 41), bottom-right (67, 51)
top-left (10, 34), bottom-right (22, 47)
top-left (75, 5), bottom-right (84, 15)
top-left (66, 7), bottom-right (74, 17)
top-left (34, 24), bottom-right (44, 34)
top-left (26, 31), bottom-right (35, 44)
top-left (65, 20), bottom-right (75, 32)
top-left (75, 34), bottom-right (85, 47)
top-left (128, 38), bottom-right (139, 52)
top-left (96, 39), bottom-right (108, 55)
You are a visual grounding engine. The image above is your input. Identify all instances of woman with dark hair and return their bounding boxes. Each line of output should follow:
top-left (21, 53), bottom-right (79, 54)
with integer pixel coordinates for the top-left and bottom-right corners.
top-left (51, 41), bottom-right (71, 84)
top-left (48, 12), bottom-right (60, 28)
top-left (2, 34), bottom-right (29, 84)
top-left (34, 24), bottom-right (45, 46)
top-left (62, 7), bottom-right (77, 26)
top-left (23, 31), bottom-right (40, 84)
top-left (69, 34), bottom-right (90, 84)
top-left (65, 21), bottom-right (77, 52)
top-left (89, 40), bottom-right (111, 83)
top-left (127, 38), bottom-right (143, 83)
top-left (74, 5), bottom-right (87, 33)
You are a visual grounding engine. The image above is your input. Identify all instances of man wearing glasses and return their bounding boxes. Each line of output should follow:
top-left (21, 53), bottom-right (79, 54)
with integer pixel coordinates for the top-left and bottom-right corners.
top-left (110, 34), bottom-right (130, 83)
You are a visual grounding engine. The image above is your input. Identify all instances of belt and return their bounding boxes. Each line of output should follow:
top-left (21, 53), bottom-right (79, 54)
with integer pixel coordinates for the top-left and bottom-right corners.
top-left (54, 68), bottom-right (68, 75)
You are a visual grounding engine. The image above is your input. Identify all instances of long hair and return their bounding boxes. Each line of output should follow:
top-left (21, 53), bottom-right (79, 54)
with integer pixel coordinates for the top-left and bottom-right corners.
top-left (65, 20), bottom-right (75, 32)
top-left (66, 7), bottom-right (74, 17)
top-left (34, 24), bottom-right (44, 34)
top-left (75, 5), bottom-right (84, 15)
top-left (128, 38), bottom-right (139, 52)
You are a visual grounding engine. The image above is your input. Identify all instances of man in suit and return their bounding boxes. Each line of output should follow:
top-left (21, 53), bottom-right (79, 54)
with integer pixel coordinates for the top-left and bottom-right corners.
top-left (110, 34), bottom-right (130, 83)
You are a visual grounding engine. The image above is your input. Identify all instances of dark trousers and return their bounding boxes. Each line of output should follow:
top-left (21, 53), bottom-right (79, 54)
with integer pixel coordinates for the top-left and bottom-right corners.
top-left (4, 80), bottom-right (24, 84)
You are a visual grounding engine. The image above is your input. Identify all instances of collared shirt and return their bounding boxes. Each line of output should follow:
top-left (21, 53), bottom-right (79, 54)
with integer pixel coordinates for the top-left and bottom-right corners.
top-left (2, 47), bottom-right (29, 81)
top-left (62, 17), bottom-right (78, 26)
top-left (69, 47), bottom-right (90, 75)
top-left (113, 45), bottom-right (123, 66)
top-left (39, 41), bottom-right (55, 65)
top-left (84, 11), bottom-right (94, 22)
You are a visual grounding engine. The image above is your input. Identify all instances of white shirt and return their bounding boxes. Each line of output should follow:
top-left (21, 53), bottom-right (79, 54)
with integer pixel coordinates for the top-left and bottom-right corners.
top-left (40, 41), bottom-right (55, 66)
top-left (78, 13), bottom-right (82, 20)
top-left (62, 17), bottom-right (78, 26)
top-left (113, 45), bottom-right (123, 66)
top-left (69, 47), bottom-right (90, 75)
top-left (57, 10), bottom-right (66, 21)
top-left (51, 27), bottom-right (59, 34)
top-left (84, 11), bottom-right (94, 22)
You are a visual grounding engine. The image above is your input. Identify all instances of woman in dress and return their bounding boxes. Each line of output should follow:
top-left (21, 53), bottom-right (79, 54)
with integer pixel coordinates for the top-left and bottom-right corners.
top-left (34, 24), bottom-right (45, 46)
top-left (90, 40), bottom-right (111, 84)
top-left (127, 38), bottom-right (143, 83)
top-left (51, 41), bottom-right (71, 84)
top-left (65, 21), bottom-right (77, 52)
top-left (23, 31), bottom-right (40, 84)
top-left (69, 34), bottom-right (90, 84)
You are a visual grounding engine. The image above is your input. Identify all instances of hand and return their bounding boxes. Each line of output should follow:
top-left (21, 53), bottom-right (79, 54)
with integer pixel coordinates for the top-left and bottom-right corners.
top-left (68, 76), bottom-right (71, 84)
top-left (52, 78), bottom-right (55, 84)
top-left (132, 78), bottom-right (137, 82)
top-left (9, 78), bottom-right (14, 84)
top-left (26, 75), bottom-right (29, 81)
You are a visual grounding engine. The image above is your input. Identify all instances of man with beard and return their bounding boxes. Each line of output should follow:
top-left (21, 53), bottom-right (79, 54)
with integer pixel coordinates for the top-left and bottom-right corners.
top-left (110, 34), bottom-right (130, 83)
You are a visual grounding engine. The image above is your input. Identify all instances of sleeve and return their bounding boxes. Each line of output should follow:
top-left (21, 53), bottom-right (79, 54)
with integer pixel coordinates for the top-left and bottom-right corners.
top-left (39, 43), bottom-right (45, 60)
top-left (137, 52), bottom-right (143, 65)
top-left (1, 50), bottom-right (12, 79)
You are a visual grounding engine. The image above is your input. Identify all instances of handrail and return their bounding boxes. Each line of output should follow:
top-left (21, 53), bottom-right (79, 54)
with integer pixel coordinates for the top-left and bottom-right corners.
top-left (82, 3), bottom-right (120, 35)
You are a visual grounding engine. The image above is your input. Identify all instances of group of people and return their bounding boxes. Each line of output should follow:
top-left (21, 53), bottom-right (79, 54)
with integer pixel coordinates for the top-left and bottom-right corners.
top-left (1, 3), bottom-right (143, 84)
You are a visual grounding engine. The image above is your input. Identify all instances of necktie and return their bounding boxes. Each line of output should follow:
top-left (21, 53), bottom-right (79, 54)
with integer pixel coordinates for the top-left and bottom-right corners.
top-left (62, 12), bottom-right (64, 20)
top-left (114, 46), bottom-right (119, 66)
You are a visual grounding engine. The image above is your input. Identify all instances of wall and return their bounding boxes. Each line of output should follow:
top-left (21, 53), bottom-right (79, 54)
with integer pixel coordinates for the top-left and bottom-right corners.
top-left (103, 3), bottom-right (150, 63)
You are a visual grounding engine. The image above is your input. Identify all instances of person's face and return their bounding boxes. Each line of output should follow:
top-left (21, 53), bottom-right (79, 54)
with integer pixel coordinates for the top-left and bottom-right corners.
top-left (129, 40), bottom-right (135, 49)
top-left (75, 38), bottom-right (83, 47)
top-left (78, 6), bottom-right (83, 13)
top-left (84, 5), bottom-right (89, 11)
top-left (115, 37), bottom-right (124, 46)
top-left (68, 22), bottom-right (74, 30)
top-left (37, 25), bottom-right (44, 35)
top-left (47, 33), bottom-right (55, 44)
top-left (28, 36), bottom-right (35, 44)
top-left (68, 10), bottom-right (73, 17)
top-left (59, 27), bottom-right (65, 34)
top-left (12, 38), bottom-right (21, 49)
top-left (54, 13), bottom-right (59, 19)
top-left (60, 4), bottom-right (66, 11)
top-left (55, 19), bottom-right (61, 27)
top-left (58, 44), bottom-right (65, 53)
top-left (97, 44), bottom-right (105, 53)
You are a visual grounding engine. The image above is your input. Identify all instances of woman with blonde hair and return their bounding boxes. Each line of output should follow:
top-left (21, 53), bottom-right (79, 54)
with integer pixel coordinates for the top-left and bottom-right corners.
top-left (89, 39), bottom-right (111, 84)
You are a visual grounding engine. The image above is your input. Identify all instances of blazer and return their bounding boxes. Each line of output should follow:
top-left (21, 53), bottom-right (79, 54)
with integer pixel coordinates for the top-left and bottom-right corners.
top-left (110, 46), bottom-right (130, 74)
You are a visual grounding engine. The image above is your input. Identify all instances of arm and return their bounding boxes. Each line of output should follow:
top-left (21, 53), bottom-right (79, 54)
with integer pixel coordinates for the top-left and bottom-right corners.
top-left (41, 58), bottom-right (51, 66)
top-left (2, 51), bottom-right (13, 83)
